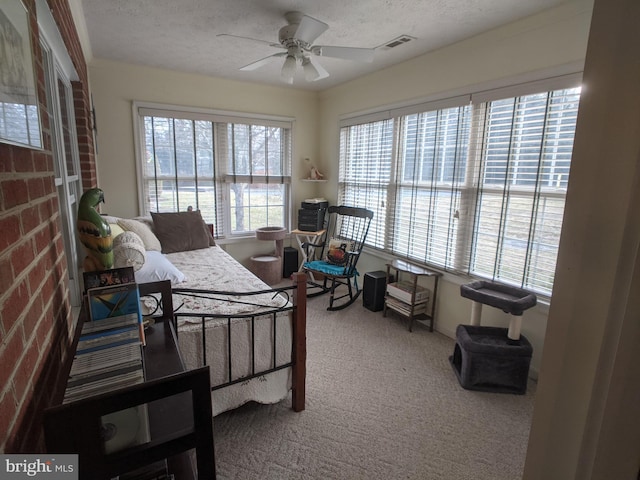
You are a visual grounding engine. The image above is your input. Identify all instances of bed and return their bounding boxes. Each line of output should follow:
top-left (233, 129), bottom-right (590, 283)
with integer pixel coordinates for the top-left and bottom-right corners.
top-left (104, 211), bottom-right (306, 416)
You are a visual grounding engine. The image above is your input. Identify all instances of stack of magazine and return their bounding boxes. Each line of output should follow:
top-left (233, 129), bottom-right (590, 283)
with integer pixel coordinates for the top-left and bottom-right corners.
top-left (63, 266), bottom-right (146, 404)
top-left (62, 267), bottom-right (151, 457)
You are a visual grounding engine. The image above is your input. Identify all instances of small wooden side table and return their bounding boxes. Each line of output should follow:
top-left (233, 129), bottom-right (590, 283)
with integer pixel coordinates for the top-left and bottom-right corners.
top-left (384, 259), bottom-right (442, 332)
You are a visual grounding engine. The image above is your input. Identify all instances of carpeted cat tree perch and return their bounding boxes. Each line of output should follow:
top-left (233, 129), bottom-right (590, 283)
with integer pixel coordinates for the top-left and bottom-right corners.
top-left (250, 227), bottom-right (287, 285)
top-left (450, 280), bottom-right (537, 394)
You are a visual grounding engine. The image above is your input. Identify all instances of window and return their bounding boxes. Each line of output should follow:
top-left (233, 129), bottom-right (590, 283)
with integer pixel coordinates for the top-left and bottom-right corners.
top-left (136, 105), bottom-right (292, 237)
top-left (38, 1), bottom-right (83, 305)
top-left (339, 77), bottom-right (581, 297)
top-left (0, 103), bottom-right (41, 147)
top-left (339, 119), bottom-right (394, 250)
top-left (470, 89), bottom-right (580, 294)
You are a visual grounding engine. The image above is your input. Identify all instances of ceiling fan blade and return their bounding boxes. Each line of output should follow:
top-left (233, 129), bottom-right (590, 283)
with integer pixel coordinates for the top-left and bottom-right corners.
top-left (240, 52), bottom-right (287, 71)
top-left (312, 45), bottom-right (375, 63)
top-left (217, 33), bottom-right (283, 49)
top-left (303, 57), bottom-right (329, 82)
top-left (294, 15), bottom-right (329, 44)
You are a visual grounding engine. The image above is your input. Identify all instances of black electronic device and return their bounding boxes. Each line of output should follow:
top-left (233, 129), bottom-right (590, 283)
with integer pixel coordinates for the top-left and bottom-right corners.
top-left (363, 270), bottom-right (389, 312)
top-left (297, 200), bottom-right (328, 231)
top-left (301, 200), bottom-right (329, 210)
top-left (298, 208), bottom-right (325, 231)
top-left (283, 247), bottom-right (299, 277)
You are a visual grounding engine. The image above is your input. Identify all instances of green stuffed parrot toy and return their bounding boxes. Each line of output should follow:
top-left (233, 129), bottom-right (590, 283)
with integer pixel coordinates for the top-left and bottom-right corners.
top-left (77, 188), bottom-right (114, 271)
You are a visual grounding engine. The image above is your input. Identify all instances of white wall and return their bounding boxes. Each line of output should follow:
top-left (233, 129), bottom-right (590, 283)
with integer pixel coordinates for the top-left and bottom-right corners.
top-left (315, 0), bottom-right (594, 374)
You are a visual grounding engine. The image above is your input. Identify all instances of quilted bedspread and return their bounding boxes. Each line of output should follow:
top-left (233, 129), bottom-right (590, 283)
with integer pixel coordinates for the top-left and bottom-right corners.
top-left (150, 246), bottom-right (294, 416)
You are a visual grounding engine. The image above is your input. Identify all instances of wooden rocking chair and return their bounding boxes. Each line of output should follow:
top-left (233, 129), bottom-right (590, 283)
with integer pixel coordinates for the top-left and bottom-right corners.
top-left (302, 205), bottom-right (374, 310)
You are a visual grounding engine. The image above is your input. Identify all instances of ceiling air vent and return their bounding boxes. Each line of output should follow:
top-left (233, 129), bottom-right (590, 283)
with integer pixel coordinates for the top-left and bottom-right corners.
top-left (378, 35), bottom-right (416, 51)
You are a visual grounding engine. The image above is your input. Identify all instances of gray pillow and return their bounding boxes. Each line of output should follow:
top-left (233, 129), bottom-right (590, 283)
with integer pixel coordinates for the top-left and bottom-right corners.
top-left (151, 211), bottom-right (211, 254)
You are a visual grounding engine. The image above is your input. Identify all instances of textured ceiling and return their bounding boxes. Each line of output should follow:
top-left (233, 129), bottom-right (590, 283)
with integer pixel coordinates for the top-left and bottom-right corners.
top-left (79, 0), bottom-right (566, 91)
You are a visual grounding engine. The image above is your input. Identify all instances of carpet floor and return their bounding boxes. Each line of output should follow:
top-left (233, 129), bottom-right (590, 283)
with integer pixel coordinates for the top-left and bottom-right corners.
top-left (211, 291), bottom-right (536, 480)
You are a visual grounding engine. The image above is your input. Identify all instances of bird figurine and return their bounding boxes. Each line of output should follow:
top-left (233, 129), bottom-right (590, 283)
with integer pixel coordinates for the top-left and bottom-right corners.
top-left (77, 188), bottom-right (114, 271)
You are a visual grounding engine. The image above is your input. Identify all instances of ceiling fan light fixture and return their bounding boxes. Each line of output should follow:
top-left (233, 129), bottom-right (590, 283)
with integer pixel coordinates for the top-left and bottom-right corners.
top-left (302, 57), bottom-right (320, 81)
top-left (281, 54), bottom-right (297, 83)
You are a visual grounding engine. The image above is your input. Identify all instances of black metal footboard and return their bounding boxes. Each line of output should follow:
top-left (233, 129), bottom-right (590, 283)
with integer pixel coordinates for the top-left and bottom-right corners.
top-left (139, 272), bottom-right (307, 412)
top-left (171, 287), bottom-right (294, 391)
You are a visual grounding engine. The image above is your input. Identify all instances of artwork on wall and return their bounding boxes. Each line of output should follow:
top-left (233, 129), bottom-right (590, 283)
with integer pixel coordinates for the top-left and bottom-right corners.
top-left (0, 1), bottom-right (41, 148)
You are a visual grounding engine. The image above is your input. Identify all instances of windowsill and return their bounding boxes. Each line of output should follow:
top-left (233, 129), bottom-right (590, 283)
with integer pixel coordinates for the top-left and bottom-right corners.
top-left (215, 232), bottom-right (294, 246)
top-left (362, 246), bottom-right (551, 313)
top-left (215, 235), bottom-right (257, 246)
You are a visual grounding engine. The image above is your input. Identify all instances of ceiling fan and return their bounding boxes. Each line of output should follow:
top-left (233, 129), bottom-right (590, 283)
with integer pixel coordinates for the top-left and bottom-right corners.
top-left (218, 12), bottom-right (375, 84)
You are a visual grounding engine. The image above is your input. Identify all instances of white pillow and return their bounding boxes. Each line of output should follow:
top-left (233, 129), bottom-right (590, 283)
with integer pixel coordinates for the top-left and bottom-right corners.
top-left (101, 215), bottom-right (121, 224)
top-left (113, 231), bottom-right (146, 271)
top-left (134, 251), bottom-right (186, 285)
top-left (109, 223), bottom-right (125, 238)
top-left (117, 218), bottom-right (162, 251)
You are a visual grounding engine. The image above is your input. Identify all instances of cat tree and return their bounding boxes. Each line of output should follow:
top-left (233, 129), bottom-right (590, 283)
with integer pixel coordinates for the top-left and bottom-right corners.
top-left (450, 280), bottom-right (537, 394)
top-left (250, 227), bottom-right (287, 285)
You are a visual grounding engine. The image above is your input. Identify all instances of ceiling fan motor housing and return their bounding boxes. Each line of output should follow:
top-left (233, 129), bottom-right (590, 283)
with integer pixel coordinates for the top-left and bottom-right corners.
top-left (279, 25), bottom-right (309, 50)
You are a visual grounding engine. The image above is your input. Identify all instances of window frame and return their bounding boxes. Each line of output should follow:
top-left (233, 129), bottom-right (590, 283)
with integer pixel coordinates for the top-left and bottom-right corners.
top-left (338, 73), bottom-right (582, 298)
top-left (468, 88), bottom-right (580, 295)
top-left (133, 102), bottom-right (294, 239)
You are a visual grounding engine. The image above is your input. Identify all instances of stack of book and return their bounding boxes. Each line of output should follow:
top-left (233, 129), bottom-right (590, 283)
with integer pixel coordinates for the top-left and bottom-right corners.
top-left (61, 267), bottom-right (150, 455)
top-left (385, 295), bottom-right (428, 316)
top-left (386, 280), bottom-right (430, 304)
top-left (63, 267), bottom-right (146, 404)
top-left (385, 281), bottom-right (430, 316)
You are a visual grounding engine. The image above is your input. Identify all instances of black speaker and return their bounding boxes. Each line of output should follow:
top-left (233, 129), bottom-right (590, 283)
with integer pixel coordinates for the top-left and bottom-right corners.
top-left (363, 270), bottom-right (388, 312)
top-left (283, 247), bottom-right (299, 278)
top-left (297, 209), bottom-right (325, 231)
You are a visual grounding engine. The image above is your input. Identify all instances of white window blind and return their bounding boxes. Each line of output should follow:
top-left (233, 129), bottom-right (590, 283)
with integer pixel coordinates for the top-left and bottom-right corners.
top-left (142, 115), bottom-right (222, 232)
top-left (339, 119), bottom-right (394, 250)
top-left (392, 106), bottom-right (471, 270)
top-left (136, 104), bottom-right (292, 237)
top-left (469, 87), bottom-right (580, 295)
top-left (217, 123), bottom-right (291, 232)
top-left (338, 76), bottom-right (581, 297)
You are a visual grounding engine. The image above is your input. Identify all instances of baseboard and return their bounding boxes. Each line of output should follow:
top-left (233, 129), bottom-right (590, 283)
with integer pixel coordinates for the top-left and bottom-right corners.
top-left (435, 324), bottom-right (457, 341)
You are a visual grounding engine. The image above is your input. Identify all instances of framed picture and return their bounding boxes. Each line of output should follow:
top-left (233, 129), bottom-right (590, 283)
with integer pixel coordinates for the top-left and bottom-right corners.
top-left (0, 1), bottom-right (42, 148)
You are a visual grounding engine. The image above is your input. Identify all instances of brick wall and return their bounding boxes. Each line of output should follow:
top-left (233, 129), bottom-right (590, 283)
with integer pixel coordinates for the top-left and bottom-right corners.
top-left (0, 0), bottom-right (95, 452)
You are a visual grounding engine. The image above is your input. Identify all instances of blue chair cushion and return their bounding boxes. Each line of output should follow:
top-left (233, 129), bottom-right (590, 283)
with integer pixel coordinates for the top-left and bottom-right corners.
top-left (303, 260), bottom-right (359, 277)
